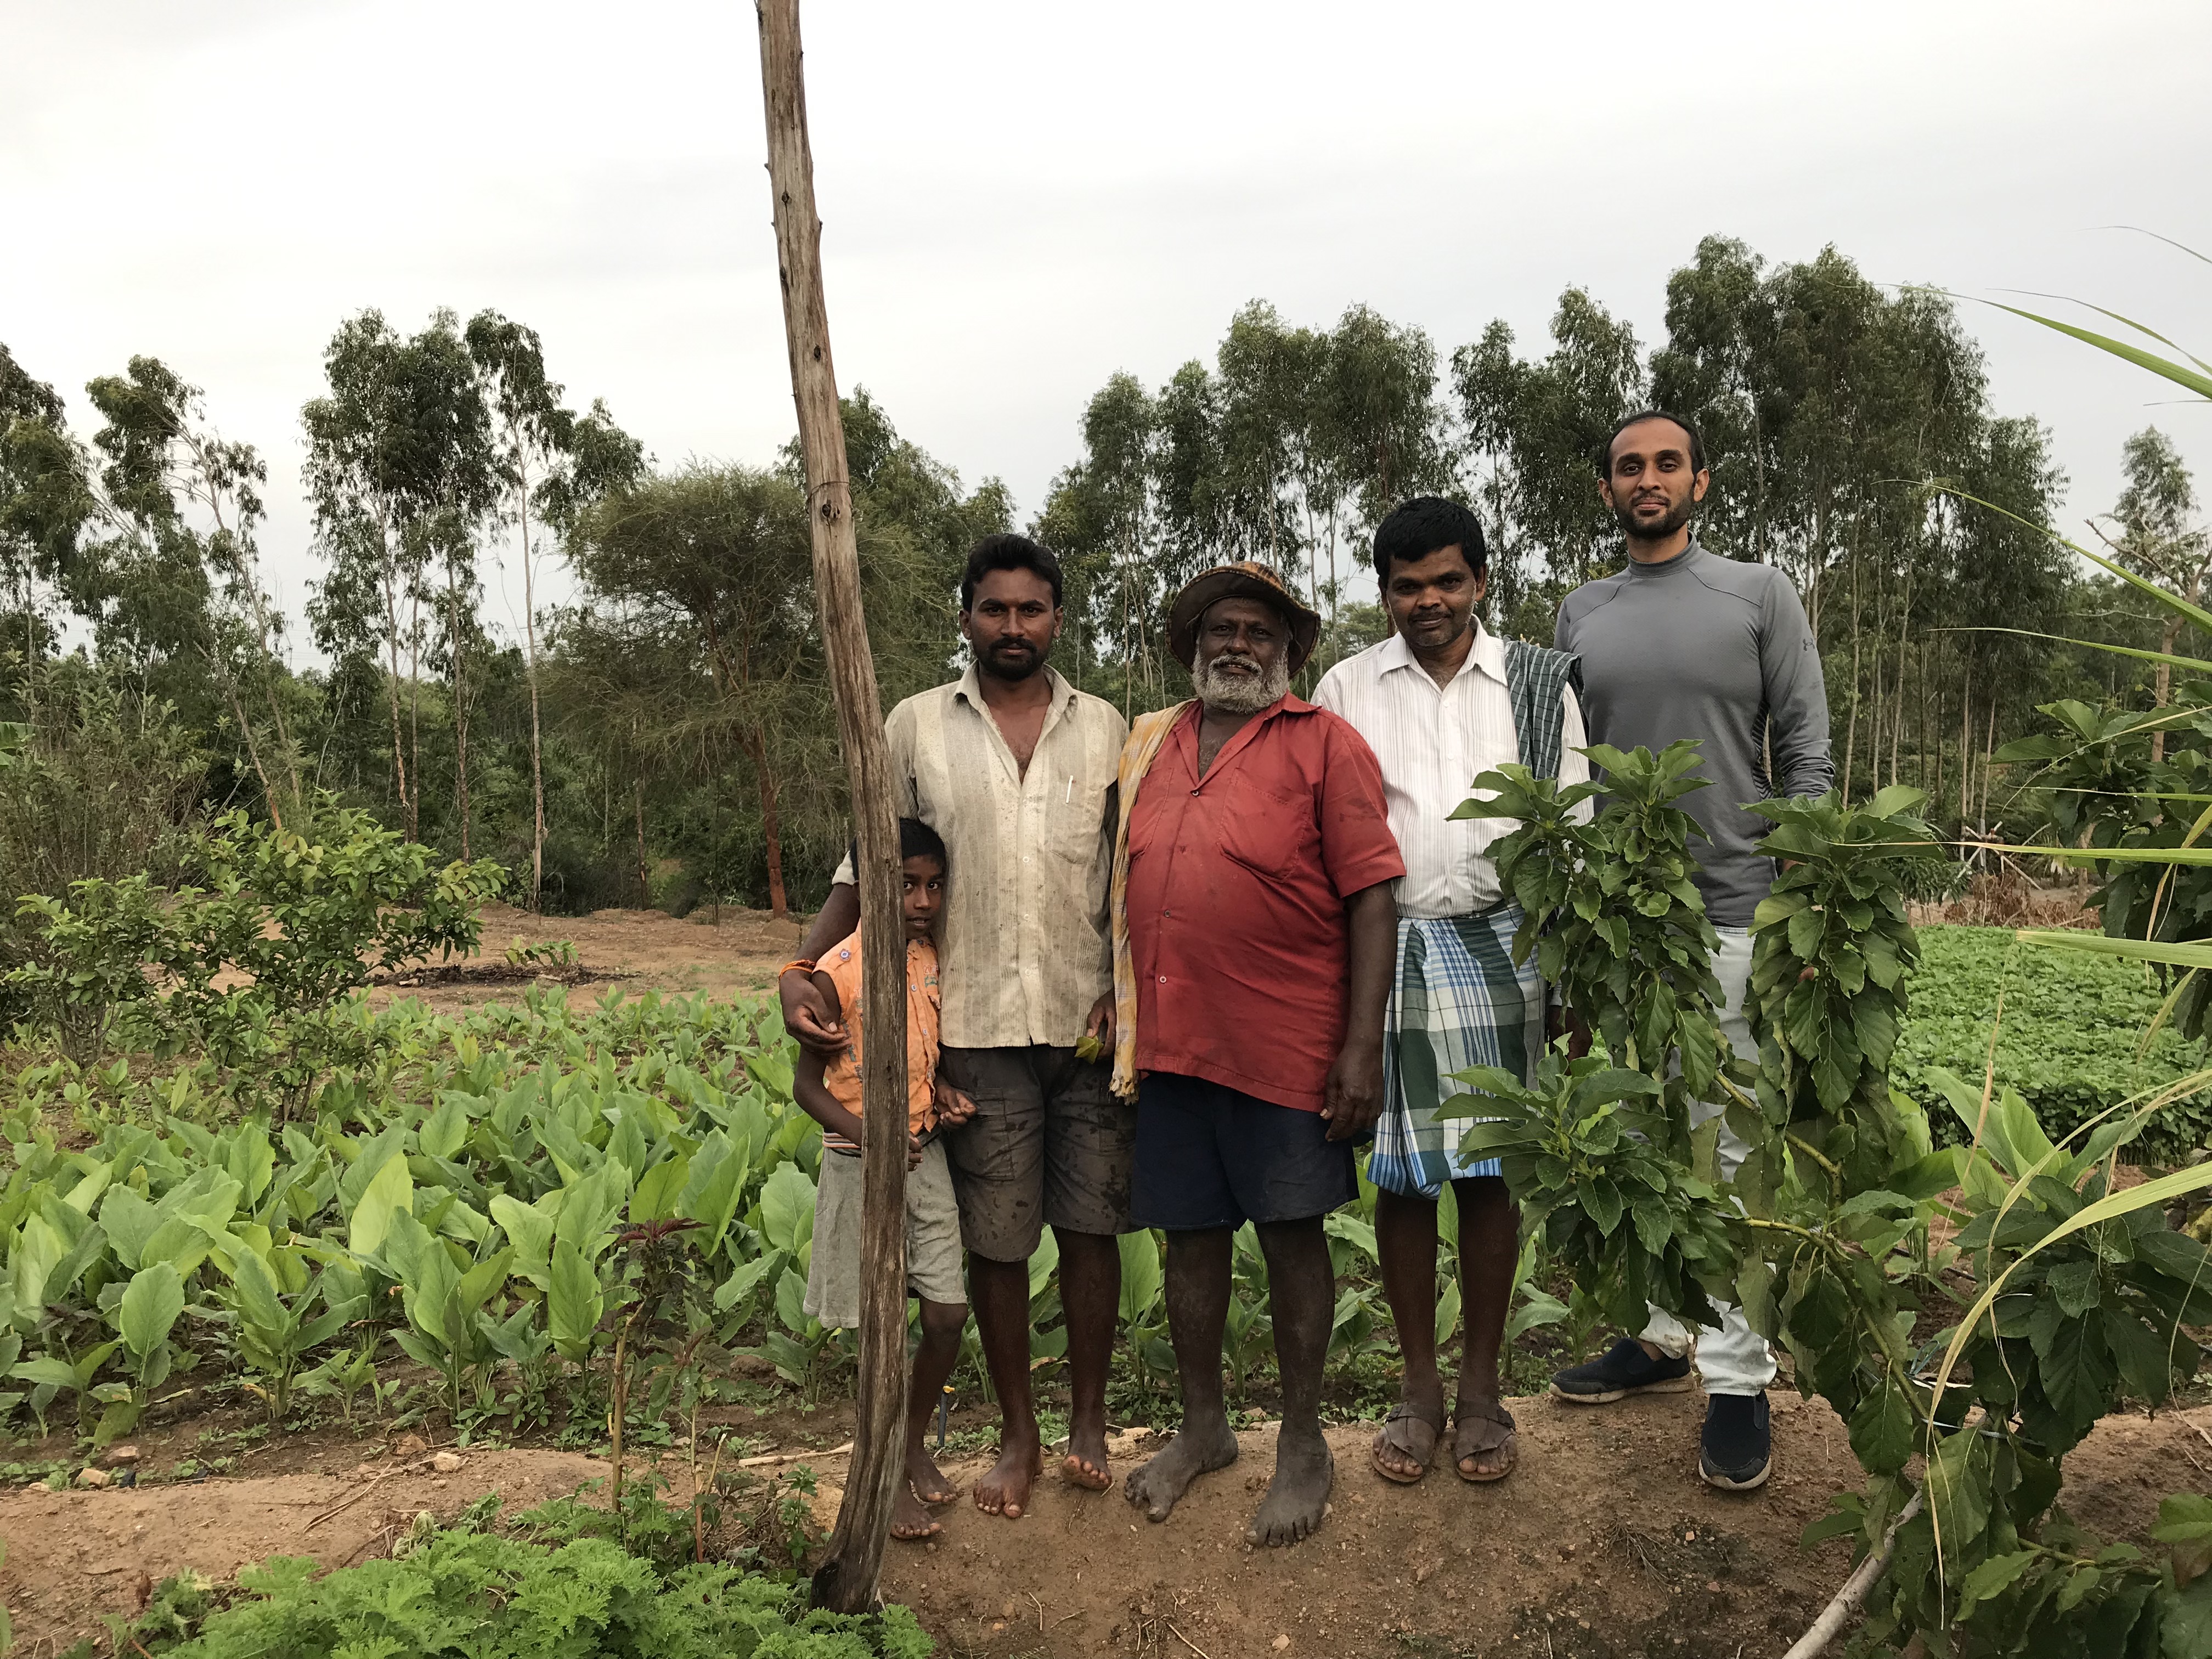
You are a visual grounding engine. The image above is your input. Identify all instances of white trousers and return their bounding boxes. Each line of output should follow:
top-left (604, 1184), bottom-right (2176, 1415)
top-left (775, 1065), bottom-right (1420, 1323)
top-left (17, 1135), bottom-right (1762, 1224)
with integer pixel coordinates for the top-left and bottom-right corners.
top-left (1637, 927), bottom-right (1778, 1397)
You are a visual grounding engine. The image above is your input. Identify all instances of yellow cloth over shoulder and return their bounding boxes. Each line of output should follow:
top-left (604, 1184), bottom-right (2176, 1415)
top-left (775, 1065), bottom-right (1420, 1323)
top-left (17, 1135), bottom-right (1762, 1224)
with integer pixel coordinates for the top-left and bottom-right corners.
top-left (1109, 701), bottom-right (1192, 1100)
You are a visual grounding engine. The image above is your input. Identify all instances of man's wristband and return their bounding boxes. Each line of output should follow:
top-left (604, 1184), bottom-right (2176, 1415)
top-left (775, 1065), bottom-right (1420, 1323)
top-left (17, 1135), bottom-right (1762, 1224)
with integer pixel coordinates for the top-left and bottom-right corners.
top-left (778, 958), bottom-right (817, 980)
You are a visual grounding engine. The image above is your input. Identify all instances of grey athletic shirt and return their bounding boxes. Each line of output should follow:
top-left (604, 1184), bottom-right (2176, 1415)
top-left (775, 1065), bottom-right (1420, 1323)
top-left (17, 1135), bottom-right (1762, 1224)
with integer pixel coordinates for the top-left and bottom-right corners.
top-left (1554, 541), bottom-right (1832, 928)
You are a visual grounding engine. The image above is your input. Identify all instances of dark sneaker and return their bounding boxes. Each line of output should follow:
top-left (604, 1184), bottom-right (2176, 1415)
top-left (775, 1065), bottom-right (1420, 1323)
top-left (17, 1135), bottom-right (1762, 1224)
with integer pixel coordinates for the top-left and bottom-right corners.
top-left (1550, 1338), bottom-right (1695, 1404)
top-left (1699, 1392), bottom-right (1772, 1491)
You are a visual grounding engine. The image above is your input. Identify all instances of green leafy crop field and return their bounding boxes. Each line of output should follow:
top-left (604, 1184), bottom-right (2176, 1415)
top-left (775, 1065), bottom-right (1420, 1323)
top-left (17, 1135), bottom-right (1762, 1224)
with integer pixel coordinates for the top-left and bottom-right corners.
top-left (1894, 926), bottom-right (2212, 1163)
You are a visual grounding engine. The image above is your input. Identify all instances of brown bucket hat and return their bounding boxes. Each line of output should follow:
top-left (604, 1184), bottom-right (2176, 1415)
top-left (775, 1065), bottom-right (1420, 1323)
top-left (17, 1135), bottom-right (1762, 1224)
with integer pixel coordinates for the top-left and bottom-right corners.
top-left (1166, 561), bottom-right (1323, 673)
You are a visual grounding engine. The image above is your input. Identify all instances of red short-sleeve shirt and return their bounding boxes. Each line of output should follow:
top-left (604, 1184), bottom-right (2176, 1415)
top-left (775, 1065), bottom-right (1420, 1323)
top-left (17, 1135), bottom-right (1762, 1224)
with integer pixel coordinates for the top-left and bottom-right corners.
top-left (1125, 696), bottom-right (1405, 1111)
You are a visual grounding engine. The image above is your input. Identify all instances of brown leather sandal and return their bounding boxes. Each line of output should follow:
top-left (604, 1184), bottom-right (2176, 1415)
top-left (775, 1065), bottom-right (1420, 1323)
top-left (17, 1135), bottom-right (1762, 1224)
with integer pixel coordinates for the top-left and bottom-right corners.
top-left (1452, 1397), bottom-right (1519, 1483)
top-left (1370, 1401), bottom-right (1444, 1485)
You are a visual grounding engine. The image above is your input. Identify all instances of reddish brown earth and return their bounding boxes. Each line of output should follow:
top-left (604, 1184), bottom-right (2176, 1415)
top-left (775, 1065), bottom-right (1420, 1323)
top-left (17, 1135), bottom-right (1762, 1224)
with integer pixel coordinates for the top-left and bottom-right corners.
top-left (367, 901), bottom-right (808, 1014)
top-left (6, 1391), bottom-right (2206, 1659)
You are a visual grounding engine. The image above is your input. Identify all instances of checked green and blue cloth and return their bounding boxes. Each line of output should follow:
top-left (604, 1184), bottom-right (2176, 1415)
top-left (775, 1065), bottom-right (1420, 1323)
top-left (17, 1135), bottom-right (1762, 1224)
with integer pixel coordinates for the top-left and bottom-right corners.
top-left (1367, 905), bottom-right (1544, 1199)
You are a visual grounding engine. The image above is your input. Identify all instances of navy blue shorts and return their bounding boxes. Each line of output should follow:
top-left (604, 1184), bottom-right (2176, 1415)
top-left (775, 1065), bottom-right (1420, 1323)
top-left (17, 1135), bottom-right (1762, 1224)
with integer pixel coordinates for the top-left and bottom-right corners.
top-left (1131, 1071), bottom-right (1357, 1231)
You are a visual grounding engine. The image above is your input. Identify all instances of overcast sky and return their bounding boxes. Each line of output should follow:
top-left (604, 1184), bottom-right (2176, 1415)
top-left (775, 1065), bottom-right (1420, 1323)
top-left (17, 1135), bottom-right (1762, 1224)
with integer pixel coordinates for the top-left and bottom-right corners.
top-left (5, 0), bottom-right (2208, 659)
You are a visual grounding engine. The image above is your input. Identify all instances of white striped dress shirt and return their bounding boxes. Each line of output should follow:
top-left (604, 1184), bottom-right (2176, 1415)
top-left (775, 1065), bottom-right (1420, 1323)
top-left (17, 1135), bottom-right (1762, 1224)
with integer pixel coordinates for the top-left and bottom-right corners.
top-left (1313, 624), bottom-right (1590, 918)
top-left (831, 667), bottom-right (1128, 1049)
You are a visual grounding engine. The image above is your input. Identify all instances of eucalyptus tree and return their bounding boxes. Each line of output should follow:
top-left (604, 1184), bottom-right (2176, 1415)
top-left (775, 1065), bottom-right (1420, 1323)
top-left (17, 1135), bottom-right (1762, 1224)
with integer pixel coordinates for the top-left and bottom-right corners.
top-left (304, 310), bottom-right (495, 848)
top-left (1650, 236), bottom-right (1781, 566)
top-left (1034, 372), bottom-right (1168, 712)
top-left (0, 343), bottom-right (93, 692)
top-left (1449, 289), bottom-right (1644, 635)
top-left (1323, 302), bottom-right (1446, 587)
top-left (466, 311), bottom-right (642, 907)
top-left (79, 357), bottom-right (301, 825)
top-left (2097, 427), bottom-right (2205, 755)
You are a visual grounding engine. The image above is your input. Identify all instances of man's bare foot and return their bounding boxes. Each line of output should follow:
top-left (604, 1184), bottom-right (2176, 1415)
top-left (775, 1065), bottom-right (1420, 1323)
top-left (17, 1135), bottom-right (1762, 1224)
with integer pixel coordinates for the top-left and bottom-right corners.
top-left (1062, 1414), bottom-right (1114, 1492)
top-left (1124, 1416), bottom-right (1238, 1523)
top-left (972, 1440), bottom-right (1044, 1519)
top-left (1248, 1424), bottom-right (1332, 1547)
top-left (906, 1442), bottom-right (958, 1506)
top-left (891, 1481), bottom-right (943, 1541)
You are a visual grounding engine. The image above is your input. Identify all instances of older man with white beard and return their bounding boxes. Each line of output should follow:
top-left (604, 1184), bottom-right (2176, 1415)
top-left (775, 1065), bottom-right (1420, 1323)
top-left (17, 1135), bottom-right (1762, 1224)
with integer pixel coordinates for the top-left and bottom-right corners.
top-left (1104, 562), bottom-right (1404, 1549)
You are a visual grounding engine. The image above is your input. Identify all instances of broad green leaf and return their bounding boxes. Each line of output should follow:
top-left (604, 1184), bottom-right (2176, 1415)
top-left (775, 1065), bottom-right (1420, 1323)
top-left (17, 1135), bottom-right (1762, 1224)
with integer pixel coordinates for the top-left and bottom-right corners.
top-left (225, 1245), bottom-right (290, 1336)
top-left (489, 1193), bottom-right (555, 1285)
top-left (712, 1253), bottom-right (777, 1316)
top-left (1118, 1229), bottom-right (1164, 1326)
top-left (224, 1131), bottom-right (275, 1206)
top-left (417, 1097), bottom-right (469, 1163)
top-left (774, 1262), bottom-right (814, 1335)
top-left (1027, 1228), bottom-right (1060, 1303)
top-left (1847, 1381), bottom-right (1915, 1476)
top-left (548, 1238), bottom-right (603, 1361)
top-left (118, 1262), bottom-right (185, 1358)
top-left (758, 1161), bottom-right (817, 1260)
top-left (630, 1154), bottom-right (690, 1225)
top-left (676, 1132), bottom-right (745, 1252)
top-left (98, 1186), bottom-right (160, 1272)
top-left (1432, 1276), bottom-right (1462, 1349)
top-left (1956, 1549), bottom-right (2038, 1616)
top-left (347, 1153), bottom-right (413, 1260)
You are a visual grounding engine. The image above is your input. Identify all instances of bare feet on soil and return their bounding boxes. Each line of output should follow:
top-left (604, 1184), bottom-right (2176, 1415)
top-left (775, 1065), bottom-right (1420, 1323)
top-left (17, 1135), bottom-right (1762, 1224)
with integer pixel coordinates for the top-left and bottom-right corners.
top-left (891, 1482), bottom-right (944, 1541)
top-left (1247, 1424), bottom-right (1333, 1547)
top-left (1062, 1413), bottom-right (1114, 1492)
top-left (972, 1440), bottom-right (1044, 1519)
top-left (1125, 1415), bottom-right (1240, 1523)
top-left (905, 1443), bottom-right (958, 1507)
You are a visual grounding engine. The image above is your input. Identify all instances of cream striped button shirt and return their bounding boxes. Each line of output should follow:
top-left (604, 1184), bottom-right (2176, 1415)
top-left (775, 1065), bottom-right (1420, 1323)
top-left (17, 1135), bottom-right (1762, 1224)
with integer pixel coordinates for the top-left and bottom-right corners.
top-left (832, 665), bottom-right (1128, 1050)
top-left (1312, 624), bottom-right (1589, 918)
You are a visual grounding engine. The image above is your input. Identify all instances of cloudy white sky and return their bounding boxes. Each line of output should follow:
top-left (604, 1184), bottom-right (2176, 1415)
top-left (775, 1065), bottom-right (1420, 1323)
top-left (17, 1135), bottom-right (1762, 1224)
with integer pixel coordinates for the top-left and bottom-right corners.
top-left (5, 0), bottom-right (2208, 658)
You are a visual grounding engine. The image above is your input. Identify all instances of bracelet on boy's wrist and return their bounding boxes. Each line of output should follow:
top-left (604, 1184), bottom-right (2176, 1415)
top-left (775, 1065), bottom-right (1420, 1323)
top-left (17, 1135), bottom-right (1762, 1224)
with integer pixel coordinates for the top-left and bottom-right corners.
top-left (778, 958), bottom-right (817, 980)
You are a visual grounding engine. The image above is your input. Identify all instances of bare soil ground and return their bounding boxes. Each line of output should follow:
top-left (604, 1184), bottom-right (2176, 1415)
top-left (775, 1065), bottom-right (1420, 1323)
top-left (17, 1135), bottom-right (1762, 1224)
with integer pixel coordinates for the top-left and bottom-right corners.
top-left (368, 901), bottom-right (809, 1014)
top-left (7, 1390), bottom-right (2208, 1659)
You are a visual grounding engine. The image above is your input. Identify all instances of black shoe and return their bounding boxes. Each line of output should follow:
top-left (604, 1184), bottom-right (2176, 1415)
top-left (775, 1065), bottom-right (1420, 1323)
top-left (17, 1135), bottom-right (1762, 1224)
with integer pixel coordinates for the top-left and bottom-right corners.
top-left (1699, 1392), bottom-right (1771, 1491)
top-left (1550, 1338), bottom-right (1695, 1404)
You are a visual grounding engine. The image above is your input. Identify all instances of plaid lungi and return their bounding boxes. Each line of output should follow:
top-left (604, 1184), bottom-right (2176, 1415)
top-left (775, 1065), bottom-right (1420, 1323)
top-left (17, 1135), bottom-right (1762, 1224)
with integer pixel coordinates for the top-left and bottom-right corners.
top-left (1368, 906), bottom-right (1544, 1199)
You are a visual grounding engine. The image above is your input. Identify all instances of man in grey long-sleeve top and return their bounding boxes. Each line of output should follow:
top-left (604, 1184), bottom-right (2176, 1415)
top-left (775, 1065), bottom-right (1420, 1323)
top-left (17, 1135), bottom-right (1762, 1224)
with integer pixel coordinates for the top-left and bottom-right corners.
top-left (1548, 409), bottom-right (1833, 1494)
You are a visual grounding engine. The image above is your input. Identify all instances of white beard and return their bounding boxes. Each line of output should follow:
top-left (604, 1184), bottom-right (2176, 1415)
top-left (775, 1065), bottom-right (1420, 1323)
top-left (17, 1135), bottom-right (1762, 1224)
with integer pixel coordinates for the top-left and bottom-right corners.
top-left (1194, 652), bottom-right (1291, 715)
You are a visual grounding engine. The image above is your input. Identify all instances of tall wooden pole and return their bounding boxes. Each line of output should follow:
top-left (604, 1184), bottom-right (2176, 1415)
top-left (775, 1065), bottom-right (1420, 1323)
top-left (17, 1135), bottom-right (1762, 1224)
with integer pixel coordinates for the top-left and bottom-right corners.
top-left (754, 0), bottom-right (911, 1613)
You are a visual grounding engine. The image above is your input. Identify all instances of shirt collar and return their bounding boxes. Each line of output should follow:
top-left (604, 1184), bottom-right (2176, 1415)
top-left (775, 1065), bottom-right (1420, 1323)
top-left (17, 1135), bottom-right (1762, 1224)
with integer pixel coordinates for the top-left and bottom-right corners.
top-left (1376, 622), bottom-right (1505, 686)
top-left (954, 663), bottom-right (1075, 709)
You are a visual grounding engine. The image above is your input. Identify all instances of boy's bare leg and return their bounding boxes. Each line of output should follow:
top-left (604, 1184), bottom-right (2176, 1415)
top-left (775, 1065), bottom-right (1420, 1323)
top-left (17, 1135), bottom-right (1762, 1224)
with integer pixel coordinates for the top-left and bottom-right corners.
top-left (1372, 1186), bottom-right (1445, 1479)
top-left (1450, 1175), bottom-right (1520, 1480)
top-left (1056, 1227), bottom-right (1121, 1489)
top-left (1247, 1216), bottom-right (1334, 1546)
top-left (969, 1254), bottom-right (1043, 1517)
top-left (896, 1298), bottom-right (967, 1537)
top-left (1125, 1227), bottom-right (1240, 1521)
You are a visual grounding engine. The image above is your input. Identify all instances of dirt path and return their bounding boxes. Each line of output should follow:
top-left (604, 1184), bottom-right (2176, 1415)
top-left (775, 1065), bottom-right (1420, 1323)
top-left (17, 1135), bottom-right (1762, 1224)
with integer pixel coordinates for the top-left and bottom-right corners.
top-left (9, 1394), bottom-right (2205, 1659)
top-left (370, 901), bottom-right (808, 1015)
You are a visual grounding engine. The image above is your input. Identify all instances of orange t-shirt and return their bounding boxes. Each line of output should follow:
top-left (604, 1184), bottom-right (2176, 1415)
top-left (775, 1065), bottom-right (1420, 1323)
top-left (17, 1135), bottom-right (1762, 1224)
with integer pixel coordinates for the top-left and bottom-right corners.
top-left (819, 931), bottom-right (940, 1149)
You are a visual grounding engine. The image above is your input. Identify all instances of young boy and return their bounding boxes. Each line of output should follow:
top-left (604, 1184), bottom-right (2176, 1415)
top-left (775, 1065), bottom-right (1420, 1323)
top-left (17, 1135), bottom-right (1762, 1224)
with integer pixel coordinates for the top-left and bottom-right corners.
top-left (793, 817), bottom-right (975, 1542)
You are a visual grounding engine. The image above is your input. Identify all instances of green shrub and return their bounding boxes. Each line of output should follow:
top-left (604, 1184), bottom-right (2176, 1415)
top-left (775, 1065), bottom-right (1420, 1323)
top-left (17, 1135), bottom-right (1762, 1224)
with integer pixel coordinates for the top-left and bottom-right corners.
top-left (123, 1508), bottom-right (934, 1659)
top-left (1893, 926), bottom-right (2212, 1161)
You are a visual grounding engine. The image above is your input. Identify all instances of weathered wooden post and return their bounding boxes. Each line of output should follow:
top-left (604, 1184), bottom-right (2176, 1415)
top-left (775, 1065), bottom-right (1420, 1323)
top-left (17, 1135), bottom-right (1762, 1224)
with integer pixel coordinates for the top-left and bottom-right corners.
top-left (753, 0), bottom-right (910, 1613)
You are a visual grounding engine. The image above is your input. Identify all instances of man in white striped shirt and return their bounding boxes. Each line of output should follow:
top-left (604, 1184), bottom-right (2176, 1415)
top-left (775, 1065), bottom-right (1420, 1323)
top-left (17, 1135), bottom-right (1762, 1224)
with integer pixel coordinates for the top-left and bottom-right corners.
top-left (1314, 497), bottom-right (1589, 1488)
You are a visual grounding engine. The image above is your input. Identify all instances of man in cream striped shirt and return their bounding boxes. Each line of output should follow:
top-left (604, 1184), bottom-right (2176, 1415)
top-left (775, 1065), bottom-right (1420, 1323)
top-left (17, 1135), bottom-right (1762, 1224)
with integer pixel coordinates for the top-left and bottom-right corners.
top-left (1314, 497), bottom-right (1589, 1489)
top-left (782, 534), bottom-right (1132, 1528)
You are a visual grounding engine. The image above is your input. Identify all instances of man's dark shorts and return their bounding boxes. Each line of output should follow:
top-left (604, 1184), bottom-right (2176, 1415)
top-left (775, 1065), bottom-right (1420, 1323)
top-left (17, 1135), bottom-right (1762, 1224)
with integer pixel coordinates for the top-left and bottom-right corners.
top-left (938, 1045), bottom-right (1136, 1262)
top-left (1131, 1071), bottom-right (1356, 1231)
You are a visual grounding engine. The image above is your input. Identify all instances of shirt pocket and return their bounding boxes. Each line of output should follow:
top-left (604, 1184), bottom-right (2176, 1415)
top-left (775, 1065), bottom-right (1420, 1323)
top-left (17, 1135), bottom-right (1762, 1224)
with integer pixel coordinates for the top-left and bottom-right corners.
top-left (1217, 772), bottom-right (1317, 878)
top-left (1051, 772), bottom-right (1115, 866)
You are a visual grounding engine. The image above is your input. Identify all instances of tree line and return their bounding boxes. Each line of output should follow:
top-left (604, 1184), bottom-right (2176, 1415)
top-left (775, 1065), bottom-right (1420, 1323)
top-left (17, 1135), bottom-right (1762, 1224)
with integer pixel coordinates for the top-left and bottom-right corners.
top-left (1, 235), bottom-right (2202, 920)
